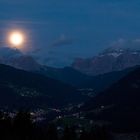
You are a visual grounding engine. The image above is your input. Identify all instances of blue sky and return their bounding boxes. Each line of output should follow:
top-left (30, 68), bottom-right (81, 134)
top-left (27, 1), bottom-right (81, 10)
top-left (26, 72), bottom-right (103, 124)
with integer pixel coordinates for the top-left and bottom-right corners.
top-left (0, 0), bottom-right (140, 66)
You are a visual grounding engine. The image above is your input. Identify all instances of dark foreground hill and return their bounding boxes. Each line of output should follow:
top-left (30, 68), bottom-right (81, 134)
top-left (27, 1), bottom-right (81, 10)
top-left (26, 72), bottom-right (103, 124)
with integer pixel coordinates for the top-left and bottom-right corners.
top-left (0, 64), bottom-right (85, 109)
top-left (83, 67), bottom-right (140, 132)
top-left (40, 66), bottom-right (138, 94)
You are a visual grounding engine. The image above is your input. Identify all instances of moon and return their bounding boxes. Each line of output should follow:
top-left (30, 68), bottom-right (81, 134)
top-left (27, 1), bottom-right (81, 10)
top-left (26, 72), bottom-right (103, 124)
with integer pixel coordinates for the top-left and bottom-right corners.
top-left (9, 31), bottom-right (25, 48)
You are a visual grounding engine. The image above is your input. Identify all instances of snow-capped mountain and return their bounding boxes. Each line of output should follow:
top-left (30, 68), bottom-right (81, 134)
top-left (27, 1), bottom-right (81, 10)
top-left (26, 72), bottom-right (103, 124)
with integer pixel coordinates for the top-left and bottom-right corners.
top-left (72, 44), bottom-right (140, 76)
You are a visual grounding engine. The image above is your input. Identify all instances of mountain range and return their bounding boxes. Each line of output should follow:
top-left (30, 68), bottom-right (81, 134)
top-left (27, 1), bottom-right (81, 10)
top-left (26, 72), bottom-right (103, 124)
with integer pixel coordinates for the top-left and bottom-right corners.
top-left (41, 66), bottom-right (138, 94)
top-left (0, 47), bottom-right (42, 71)
top-left (0, 64), bottom-right (86, 109)
top-left (72, 47), bottom-right (140, 76)
top-left (0, 46), bottom-right (139, 95)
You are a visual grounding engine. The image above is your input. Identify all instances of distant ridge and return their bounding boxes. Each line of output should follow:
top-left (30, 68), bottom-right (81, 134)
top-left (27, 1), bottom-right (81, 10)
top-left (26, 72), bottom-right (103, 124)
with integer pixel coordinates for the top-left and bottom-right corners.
top-left (0, 64), bottom-right (85, 109)
top-left (72, 46), bottom-right (140, 76)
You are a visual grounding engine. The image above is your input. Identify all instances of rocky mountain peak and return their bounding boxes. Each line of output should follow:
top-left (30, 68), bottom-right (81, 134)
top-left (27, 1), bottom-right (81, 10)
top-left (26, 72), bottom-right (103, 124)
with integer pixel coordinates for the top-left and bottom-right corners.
top-left (72, 44), bottom-right (140, 76)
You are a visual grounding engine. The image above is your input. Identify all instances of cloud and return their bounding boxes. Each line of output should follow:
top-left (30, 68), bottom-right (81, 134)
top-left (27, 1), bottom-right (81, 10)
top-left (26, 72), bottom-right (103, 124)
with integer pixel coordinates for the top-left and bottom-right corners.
top-left (0, 19), bottom-right (49, 25)
top-left (109, 38), bottom-right (140, 51)
top-left (0, 46), bottom-right (22, 58)
top-left (50, 34), bottom-right (74, 47)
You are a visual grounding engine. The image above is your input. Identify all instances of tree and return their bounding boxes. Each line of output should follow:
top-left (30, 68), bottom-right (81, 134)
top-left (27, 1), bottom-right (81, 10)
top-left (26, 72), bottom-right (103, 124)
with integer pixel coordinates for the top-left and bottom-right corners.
top-left (13, 111), bottom-right (33, 140)
top-left (79, 129), bottom-right (88, 140)
top-left (62, 126), bottom-right (77, 140)
top-left (46, 123), bottom-right (58, 140)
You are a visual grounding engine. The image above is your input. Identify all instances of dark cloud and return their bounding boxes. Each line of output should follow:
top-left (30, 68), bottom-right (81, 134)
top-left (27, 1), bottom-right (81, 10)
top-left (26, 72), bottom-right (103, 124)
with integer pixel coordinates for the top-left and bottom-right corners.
top-left (0, 46), bottom-right (22, 58)
top-left (50, 35), bottom-right (74, 47)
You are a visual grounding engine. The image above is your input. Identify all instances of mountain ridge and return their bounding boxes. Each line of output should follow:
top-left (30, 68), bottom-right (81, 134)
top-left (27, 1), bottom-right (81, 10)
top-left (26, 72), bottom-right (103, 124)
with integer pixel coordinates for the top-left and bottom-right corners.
top-left (82, 67), bottom-right (140, 132)
top-left (0, 64), bottom-right (86, 109)
top-left (72, 47), bottom-right (140, 76)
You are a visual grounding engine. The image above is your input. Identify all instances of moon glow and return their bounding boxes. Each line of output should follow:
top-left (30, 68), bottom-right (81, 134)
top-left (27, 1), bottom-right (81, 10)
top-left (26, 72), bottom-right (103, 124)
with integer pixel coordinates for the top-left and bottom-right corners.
top-left (9, 31), bottom-right (25, 47)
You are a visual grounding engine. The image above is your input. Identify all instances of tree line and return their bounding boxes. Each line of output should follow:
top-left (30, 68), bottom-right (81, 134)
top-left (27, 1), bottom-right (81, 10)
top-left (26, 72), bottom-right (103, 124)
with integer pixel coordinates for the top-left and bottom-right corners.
top-left (0, 111), bottom-right (112, 140)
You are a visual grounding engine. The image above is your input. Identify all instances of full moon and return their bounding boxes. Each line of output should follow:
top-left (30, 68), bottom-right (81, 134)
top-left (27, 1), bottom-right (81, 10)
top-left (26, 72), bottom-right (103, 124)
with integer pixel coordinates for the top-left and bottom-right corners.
top-left (9, 31), bottom-right (24, 47)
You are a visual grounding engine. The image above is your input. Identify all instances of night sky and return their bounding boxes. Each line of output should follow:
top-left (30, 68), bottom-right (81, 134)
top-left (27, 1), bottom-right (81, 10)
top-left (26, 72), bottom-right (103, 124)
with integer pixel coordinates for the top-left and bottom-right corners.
top-left (0, 0), bottom-right (140, 67)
